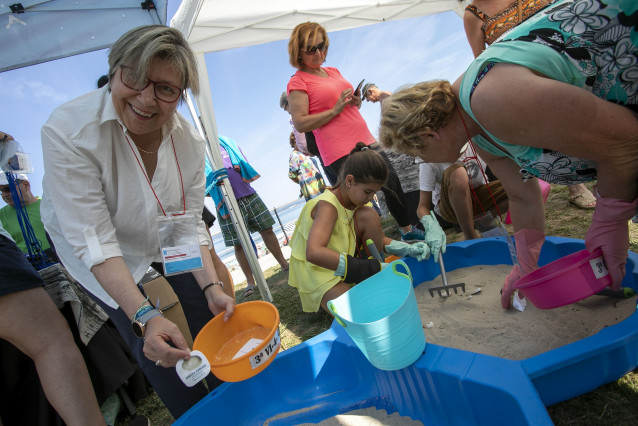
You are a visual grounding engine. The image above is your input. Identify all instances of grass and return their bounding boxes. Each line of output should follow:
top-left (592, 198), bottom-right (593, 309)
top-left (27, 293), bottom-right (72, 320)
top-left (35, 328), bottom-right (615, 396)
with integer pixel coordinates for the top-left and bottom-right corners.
top-left (119, 182), bottom-right (638, 425)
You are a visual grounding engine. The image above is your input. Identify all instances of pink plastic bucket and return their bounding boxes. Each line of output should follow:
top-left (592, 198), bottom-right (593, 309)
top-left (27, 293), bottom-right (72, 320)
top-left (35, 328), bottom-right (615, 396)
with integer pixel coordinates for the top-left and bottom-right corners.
top-left (513, 248), bottom-right (611, 309)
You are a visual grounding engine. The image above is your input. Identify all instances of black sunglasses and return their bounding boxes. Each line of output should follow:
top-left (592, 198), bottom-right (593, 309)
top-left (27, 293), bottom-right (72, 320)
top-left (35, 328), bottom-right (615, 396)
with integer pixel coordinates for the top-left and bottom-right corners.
top-left (304, 41), bottom-right (326, 55)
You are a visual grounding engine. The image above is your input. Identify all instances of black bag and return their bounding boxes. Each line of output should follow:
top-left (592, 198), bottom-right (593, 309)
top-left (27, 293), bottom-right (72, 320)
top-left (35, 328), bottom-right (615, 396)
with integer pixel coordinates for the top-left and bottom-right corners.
top-left (305, 131), bottom-right (320, 157)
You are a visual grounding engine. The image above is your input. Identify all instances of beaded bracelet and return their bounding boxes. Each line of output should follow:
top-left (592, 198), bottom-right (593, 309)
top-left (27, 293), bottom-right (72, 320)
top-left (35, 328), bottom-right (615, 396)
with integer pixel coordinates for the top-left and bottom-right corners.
top-left (202, 281), bottom-right (224, 293)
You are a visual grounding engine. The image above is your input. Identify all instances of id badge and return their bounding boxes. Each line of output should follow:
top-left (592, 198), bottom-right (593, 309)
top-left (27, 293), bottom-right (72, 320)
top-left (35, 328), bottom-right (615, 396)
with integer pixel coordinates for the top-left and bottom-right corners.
top-left (157, 210), bottom-right (204, 276)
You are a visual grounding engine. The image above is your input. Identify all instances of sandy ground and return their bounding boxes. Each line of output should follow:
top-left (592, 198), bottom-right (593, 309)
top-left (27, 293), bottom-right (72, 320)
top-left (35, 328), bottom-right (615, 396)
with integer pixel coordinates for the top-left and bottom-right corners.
top-left (228, 245), bottom-right (292, 285)
top-left (415, 264), bottom-right (636, 360)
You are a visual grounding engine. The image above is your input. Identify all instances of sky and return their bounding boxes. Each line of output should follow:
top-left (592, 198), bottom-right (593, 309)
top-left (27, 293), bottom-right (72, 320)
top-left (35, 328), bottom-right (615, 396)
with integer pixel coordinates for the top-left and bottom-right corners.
top-left (0, 1), bottom-right (475, 233)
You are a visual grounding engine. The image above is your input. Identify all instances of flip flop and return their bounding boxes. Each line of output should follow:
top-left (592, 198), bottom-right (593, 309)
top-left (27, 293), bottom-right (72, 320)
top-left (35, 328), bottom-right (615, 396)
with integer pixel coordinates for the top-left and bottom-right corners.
top-left (241, 286), bottom-right (255, 300)
top-left (568, 192), bottom-right (596, 210)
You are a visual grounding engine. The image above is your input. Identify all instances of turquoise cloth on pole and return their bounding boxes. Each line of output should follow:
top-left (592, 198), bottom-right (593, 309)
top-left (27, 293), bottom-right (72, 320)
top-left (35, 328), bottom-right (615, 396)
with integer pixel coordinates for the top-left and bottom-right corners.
top-left (205, 135), bottom-right (260, 218)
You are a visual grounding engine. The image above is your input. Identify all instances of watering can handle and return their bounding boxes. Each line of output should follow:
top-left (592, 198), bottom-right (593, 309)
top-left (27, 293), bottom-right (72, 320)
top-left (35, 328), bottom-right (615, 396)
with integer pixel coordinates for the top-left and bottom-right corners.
top-left (327, 301), bottom-right (347, 327)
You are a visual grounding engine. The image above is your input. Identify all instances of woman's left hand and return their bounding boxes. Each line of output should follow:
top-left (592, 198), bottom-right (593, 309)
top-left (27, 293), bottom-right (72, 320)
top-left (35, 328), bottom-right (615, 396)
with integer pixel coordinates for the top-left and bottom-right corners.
top-left (349, 93), bottom-right (362, 109)
top-left (204, 284), bottom-right (236, 321)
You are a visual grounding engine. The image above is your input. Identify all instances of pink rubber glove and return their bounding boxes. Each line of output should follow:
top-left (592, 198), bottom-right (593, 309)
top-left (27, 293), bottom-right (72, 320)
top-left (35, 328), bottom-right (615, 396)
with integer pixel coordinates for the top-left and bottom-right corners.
top-left (501, 229), bottom-right (545, 309)
top-left (585, 191), bottom-right (638, 291)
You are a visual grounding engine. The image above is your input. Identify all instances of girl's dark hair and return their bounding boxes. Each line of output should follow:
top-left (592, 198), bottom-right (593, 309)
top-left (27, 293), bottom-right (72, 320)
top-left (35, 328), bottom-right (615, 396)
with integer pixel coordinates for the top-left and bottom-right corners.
top-left (335, 142), bottom-right (388, 187)
top-left (289, 131), bottom-right (296, 148)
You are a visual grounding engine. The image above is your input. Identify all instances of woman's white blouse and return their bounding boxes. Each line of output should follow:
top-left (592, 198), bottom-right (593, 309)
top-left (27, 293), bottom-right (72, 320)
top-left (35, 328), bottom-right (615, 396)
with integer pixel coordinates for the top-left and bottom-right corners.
top-left (41, 87), bottom-right (210, 308)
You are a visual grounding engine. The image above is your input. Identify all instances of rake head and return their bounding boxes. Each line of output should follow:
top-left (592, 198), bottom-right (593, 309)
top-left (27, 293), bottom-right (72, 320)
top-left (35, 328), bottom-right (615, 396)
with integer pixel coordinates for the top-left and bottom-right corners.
top-left (428, 282), bottom-right (466, 298)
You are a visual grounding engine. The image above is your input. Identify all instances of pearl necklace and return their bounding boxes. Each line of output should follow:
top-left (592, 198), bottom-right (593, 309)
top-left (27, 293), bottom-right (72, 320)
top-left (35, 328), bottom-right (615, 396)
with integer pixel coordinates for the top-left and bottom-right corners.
top-left (134, 144), bottom-right (159, 155)
top-left (134, 130), bottom-right (162, 155)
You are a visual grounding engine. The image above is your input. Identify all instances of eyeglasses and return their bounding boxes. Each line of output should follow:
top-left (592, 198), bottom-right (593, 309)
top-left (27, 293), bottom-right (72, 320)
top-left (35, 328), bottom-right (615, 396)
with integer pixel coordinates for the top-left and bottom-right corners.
top-left (119, 66), bottom-right (182, 103)
top-left (304, 41), bottom-right (326, 55)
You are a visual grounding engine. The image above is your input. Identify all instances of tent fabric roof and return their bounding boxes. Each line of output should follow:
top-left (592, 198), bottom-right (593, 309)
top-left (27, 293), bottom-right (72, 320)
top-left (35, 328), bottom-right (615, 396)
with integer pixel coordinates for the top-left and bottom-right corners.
top-left (0, 0), bottom-right (168, 73)
top-left (171, 0), bottom-right (467, 54)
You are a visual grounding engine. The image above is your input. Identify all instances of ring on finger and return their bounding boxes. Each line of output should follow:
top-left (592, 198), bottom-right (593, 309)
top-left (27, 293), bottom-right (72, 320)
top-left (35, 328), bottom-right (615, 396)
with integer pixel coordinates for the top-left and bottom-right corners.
top-left (155, 359), bottom-right (162, 366)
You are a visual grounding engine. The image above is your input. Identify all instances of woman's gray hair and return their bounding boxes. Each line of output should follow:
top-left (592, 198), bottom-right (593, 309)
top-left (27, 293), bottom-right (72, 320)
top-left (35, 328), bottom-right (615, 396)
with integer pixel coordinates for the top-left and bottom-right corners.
top-left (279, 91), bottom-right (288, 109)
top-left (108, 25), bottom-right (199, 97)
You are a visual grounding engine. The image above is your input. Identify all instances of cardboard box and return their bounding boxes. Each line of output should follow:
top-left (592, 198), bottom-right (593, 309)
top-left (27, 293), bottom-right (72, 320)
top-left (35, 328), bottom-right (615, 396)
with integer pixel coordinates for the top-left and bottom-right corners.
top-left (139, 269), bottom-right (194, 348)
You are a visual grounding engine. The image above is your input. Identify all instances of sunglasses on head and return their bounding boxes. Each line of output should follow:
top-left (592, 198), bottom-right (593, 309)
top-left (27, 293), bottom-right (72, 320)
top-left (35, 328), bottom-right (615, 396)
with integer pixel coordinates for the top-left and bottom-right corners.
top-left (305, 41), bottom-right (326, 55)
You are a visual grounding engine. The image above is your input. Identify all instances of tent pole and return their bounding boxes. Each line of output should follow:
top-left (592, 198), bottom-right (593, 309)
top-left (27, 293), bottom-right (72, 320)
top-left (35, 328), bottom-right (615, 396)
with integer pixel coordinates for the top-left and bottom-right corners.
top-left (185, 53), bottom-right (272, 302)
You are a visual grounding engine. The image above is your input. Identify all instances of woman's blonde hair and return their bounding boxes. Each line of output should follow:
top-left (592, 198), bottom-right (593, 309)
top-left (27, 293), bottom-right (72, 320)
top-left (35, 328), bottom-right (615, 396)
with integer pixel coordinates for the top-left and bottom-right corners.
top-left (378, 81), bottom-right (456, 156)
top-left (288, 22), bottom-right (329, 69)
top-left (108, 25), bottom-right (199, 99)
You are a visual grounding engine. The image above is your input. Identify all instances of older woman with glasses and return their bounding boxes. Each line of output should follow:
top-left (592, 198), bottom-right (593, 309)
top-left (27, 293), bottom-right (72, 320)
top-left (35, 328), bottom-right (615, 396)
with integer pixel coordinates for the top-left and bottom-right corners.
top-left (379, 0), bottom-right (638, 310)
top-left (40, 25), bottom-right (235, 417)
top-left (286, 22), bottom-right (427, 244)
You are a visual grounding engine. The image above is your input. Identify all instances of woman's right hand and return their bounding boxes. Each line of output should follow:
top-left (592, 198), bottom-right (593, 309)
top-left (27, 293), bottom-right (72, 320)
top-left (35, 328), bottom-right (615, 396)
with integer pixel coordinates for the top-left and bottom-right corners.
top-left (585, 191), bottom-right (638, 290)
top-left (142, 315), bottom-right (192, 368)
top-left (332, 89), bottom-right (354, 115)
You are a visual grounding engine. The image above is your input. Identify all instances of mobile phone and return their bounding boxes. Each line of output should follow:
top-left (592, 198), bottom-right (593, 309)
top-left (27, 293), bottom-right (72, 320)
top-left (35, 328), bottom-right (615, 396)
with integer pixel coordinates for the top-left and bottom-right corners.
top-left (354, 79), bottom-right (365, 97)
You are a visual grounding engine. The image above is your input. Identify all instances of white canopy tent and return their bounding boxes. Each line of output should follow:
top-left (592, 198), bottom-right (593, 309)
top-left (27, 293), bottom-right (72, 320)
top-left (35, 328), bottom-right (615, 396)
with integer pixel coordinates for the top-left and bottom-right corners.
top-left (170, 0), bottom-right (469, 302)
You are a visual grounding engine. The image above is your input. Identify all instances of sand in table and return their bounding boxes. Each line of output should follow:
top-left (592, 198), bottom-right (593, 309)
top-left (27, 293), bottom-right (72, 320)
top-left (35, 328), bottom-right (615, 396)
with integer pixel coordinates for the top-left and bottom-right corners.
top-left (297, 407), bottom-right (423, 425)
top-left (416, 264), bottom-right (636, 360)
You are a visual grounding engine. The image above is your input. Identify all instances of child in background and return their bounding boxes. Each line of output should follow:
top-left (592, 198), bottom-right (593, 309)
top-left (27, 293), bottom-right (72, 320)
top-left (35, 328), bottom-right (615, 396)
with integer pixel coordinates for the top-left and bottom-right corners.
top-left (288, 143), bottom-right (437, 313)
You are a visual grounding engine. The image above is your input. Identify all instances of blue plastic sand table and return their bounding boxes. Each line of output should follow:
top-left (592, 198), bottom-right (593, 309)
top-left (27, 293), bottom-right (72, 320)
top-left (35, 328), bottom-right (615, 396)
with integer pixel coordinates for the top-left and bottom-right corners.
top-left (175, 237), bottom-right (638, 425)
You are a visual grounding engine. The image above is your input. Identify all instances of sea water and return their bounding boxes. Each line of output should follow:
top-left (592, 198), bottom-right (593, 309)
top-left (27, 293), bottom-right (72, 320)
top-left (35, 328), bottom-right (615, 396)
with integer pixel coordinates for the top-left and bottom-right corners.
top-left (210, 197), bottom-right (305, 264)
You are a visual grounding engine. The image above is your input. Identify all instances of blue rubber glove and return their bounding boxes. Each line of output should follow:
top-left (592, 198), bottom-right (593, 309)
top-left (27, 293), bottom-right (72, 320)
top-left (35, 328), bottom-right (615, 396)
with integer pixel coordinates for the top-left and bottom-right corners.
top-left (384, 240), bottom-right (430, 262)
top-left (420, 212), bottom-right (446, 262)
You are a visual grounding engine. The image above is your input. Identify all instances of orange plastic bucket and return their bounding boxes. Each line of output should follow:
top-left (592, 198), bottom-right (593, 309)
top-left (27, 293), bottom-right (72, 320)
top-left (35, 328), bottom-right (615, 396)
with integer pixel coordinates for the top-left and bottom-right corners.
top-left (193, 301), bottom-right (281, 382)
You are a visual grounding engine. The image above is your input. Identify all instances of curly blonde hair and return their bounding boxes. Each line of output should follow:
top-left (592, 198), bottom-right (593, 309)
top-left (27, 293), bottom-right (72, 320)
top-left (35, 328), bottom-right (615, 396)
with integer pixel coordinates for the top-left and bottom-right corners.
top-left (288, 22), bottom-right (329, 69)
top-left (378, 81), bottom-right (456, 156)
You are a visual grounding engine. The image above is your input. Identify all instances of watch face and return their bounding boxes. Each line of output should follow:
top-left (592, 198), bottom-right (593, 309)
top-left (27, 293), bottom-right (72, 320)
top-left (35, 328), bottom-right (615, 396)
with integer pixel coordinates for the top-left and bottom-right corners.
top-left (132, 321), bottom-right (144, 338)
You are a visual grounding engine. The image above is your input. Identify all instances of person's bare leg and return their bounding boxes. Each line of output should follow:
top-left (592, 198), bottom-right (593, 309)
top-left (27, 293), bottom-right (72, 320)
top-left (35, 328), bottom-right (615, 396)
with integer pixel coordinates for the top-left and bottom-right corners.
top-left (320, 282), bottom-right (352, 313)
top-left (234, 244), bottom-right (255, 288)
top-left (354, 206), bottom-right (386, 253)
top-left (448, 167), bottom-right (479, 240)
top-left (0, 288), bottom-right (106, 426)
top-left (259, 227), bottom-right (289, 271)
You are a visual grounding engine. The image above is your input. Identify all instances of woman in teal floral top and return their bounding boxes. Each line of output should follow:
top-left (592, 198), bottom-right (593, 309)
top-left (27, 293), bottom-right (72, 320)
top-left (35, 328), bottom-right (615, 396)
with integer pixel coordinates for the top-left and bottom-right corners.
top-left (379, 0), bottom-right (638, 309)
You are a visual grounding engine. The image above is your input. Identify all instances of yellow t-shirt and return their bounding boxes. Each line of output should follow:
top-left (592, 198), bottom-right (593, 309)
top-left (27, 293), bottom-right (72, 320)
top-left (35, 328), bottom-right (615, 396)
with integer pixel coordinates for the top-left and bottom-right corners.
top-left (288, 190), bottom-right (357, 312)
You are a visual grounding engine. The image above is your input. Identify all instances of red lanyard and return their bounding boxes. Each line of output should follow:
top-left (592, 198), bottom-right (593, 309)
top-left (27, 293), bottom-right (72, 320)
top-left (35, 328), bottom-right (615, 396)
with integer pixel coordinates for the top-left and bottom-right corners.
top-left (455, 106), bottom-right (504, 219)
top-left (122, 128), bottom-right (186, 217)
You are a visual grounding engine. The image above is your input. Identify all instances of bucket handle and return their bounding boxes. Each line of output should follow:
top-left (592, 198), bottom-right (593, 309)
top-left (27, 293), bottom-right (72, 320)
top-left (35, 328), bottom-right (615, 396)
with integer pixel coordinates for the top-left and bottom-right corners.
top-left (327, 260), bottom-right (412, 327)
top-left (326, 301), bottom-right (347, 327)
top-left (390, 259), bottom-right (413, 284)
